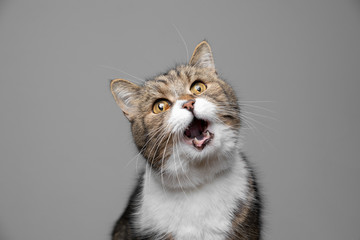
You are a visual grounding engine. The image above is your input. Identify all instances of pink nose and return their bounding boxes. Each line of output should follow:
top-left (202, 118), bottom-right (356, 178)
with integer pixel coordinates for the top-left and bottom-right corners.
top-left (182, 99), bottom-right (195, 111)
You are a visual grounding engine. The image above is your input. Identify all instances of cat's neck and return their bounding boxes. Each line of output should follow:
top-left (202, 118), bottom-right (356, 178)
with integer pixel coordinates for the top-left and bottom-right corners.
top-left (138, 152), bottom-right (250, 239)
top-left (144, 150), bottom-right (245, 192)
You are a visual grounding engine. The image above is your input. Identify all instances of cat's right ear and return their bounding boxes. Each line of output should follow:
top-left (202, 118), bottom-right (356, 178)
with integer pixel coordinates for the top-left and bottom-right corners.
top-left (110, 79), bottom-right (140, 122)
top-left (189, 41), bottom-right (215, 70)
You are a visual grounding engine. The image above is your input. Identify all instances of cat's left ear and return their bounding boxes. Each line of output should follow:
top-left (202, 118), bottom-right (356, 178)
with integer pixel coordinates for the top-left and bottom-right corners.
top-left (189, 41), bottom-right (215, 70)
top-left (110, 79), bottom-right (141, 122)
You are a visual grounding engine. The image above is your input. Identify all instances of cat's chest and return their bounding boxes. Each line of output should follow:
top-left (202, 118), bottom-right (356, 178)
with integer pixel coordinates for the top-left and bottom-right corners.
top-left (136, 161), bottom-right (249, 240)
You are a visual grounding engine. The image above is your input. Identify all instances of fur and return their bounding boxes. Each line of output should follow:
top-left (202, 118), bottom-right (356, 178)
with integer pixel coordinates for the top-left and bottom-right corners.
top-left (110, 41), bottom-right (262, 240)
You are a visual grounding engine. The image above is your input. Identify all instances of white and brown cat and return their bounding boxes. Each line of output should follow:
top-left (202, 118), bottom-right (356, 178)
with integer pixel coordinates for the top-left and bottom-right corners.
top-left (110, 41), bottom-right (262, 240)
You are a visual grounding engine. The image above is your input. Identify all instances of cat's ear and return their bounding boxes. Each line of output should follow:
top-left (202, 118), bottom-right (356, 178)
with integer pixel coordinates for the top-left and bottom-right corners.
top-left (189, 41), bottom-right (215, 70)
top-left (110, 79), bottom-right (141, 122)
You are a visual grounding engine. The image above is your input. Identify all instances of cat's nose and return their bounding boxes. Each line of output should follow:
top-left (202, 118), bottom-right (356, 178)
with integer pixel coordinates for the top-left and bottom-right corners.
top-left (182, 99), bottom-right (195, 112)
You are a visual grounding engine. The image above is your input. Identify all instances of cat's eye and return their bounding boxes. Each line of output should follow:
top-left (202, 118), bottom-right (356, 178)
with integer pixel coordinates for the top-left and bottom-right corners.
top-left (152, 99), bottom-right (171, 114)
top-left (190, 81), bottom-right (207, 95)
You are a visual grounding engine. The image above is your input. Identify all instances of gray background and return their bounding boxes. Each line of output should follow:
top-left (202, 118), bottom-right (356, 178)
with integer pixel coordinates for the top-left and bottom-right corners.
top-left (0, 0), bottom-right (359, 239)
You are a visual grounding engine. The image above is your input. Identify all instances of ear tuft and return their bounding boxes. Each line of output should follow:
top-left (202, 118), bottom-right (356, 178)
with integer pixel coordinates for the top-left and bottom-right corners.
top-left (189, 41), bottom-right (215, 69)
top-left (110, 79), bottom-right (140, 121)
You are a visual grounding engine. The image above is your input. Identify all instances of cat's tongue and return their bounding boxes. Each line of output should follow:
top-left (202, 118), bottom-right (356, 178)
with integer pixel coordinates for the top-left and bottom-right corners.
top-left (184, 118), bottom-right (214, 150)
top-left (192, 130), bottom-right (214, 150)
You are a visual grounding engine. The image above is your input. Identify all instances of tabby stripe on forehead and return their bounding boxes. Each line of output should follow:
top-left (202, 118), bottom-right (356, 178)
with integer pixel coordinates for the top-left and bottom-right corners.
top-left (144, 95), bottom-right (151, 104)
top-left (175, 69), bottom-right (181, 79)
top-left (184, 69), bottom-right (194, 81)
top-left (176, 68), bottom-right (187, 82)
top-left (156, 79), bottom-right (168, 84)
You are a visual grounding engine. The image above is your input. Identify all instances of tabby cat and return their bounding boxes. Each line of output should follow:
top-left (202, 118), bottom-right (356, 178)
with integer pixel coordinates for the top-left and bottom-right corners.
top-left (110, 41), bottom-right (262, 240)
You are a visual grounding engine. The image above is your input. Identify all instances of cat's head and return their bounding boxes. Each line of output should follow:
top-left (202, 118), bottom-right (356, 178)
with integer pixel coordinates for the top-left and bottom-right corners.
top-left (111, 41), bottom-right (241, 188)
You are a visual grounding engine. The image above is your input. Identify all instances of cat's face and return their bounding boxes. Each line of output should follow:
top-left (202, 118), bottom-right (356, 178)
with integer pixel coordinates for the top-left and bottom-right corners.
top-left (111, 41), bottom-right (241, 186)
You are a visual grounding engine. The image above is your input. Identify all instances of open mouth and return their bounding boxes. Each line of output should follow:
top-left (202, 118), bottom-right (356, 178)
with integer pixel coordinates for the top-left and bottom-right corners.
top-left (184, 117), bottom-right (214, 150)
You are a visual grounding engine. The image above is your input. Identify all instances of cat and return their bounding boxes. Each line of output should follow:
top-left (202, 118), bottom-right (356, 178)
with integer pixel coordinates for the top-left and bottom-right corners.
top-left (110, 41), bottom-right (262, 240)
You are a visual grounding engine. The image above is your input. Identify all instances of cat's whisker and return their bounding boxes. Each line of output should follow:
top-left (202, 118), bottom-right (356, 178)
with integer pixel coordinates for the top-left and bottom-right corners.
top-left (240, 103), bottom-right (276, 114)
top-left (172, 139), bottom-right (189, 199)
top-left (172, 23), bottom-right (189, 61)
top-left (142, 131), bottom-right (161, 184)
top-left (223, 101), bottom-right (276, 122)
top-left (240, 100), bottom-right (275, 103)
top-left (240, 118), bottom-right (257, 134)
top-left (160, 133), bottom-right (173, 196)
top-left (125, 151), bottom-right (141, 167)
top-left (99, 64), bottom-right (146, 84)
top-left (134, 136), bottom-right (162, 170)
top-left (147, 124), bottom-right (169, 154)
top-left (147, 146), bottom-right (163, 188)
top-left (145, 163), bottom-right (151, 193)
top-left (241, 110), bottom-right (278, 121)
top-left (215, 105), bottom-right (240, 114)
top-left (148, 123), bottom-right (173, 167)
top-left (241, 114), bottom-right (262, 131)
top-left (145, 122), bottom-right (172, 176)
top-left (135, 152), bottom-right (140, 174)
top-left (229, 100), bottom-right (277, 151)
top-left (145, 127), bottom-right (168, 190)
top-left (241, 115), bottom-right (275, 151)
top-left (240, 117), bottom-right (260, 140)
top-left (241, 114), bottom-right (276, 132)
top-left (210, 110), bottom-right (240, 130)
top-left (149, 131), bottom-right (168, 169)
top-left (125, 126), bottom-right (164, 167)
top-left (146, 122), bottom-right (179, 193)
top-left (175, 133), bottom-right (197, 189)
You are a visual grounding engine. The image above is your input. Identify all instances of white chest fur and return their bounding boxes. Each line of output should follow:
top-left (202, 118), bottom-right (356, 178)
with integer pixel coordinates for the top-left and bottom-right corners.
top-left (136, 154), bottom-right (249, 240)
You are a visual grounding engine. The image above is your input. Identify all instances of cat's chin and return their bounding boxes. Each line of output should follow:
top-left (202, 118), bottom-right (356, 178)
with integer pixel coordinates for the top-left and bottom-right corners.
top-left (183, 117), bottom-right (214, 151)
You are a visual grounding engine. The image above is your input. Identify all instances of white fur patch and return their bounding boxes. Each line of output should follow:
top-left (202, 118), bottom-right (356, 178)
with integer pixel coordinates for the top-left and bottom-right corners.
top-left (134, 97), bottom-right (248, 239)
top-left (167, 97), bottom-right (218, 134)
top-left (168, 99), bottom-right (193, 134)
top-left (137, 154), bottom-right (249, 239)
top-left (166, 97), bottom-right (240, 170)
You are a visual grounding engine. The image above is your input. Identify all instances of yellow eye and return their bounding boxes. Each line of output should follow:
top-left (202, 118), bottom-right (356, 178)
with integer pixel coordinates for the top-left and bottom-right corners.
top-left (190, 81), bottom-right (207, 95)
top-left (153, 99), bottom-right (171, 114)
